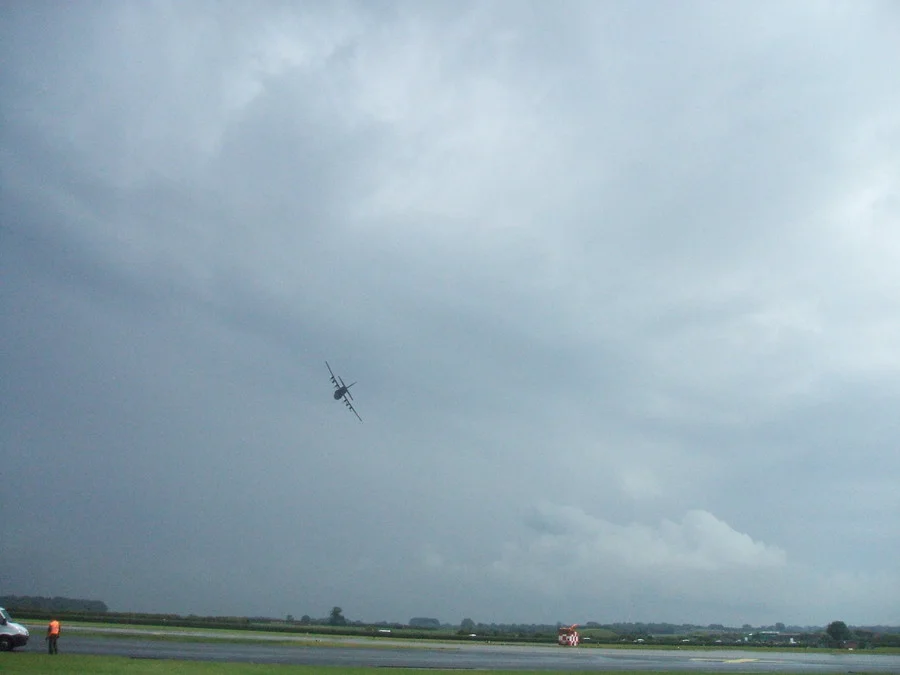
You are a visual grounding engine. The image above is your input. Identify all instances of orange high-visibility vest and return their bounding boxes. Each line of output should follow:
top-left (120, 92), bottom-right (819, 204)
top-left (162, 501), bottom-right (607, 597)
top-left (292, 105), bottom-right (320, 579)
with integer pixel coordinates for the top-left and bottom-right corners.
top-left (48, 620), bottom-right (60, 636)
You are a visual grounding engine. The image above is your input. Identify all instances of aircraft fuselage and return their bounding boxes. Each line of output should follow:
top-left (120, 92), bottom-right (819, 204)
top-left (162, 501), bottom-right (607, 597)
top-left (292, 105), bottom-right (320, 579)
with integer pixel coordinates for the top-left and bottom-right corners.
top-left (334, 388), bottom-right (348, 400)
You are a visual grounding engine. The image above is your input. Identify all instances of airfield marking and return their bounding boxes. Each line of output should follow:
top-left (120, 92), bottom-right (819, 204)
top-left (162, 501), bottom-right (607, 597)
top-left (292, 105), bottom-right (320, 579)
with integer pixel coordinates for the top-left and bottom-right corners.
top-left (690, 657), bottom-right (761, 663)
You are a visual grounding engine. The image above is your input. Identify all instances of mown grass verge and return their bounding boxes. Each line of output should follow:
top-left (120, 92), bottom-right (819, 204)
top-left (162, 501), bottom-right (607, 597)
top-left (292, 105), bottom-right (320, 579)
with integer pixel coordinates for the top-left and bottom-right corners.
top-left (19, 621), bottom-right (459, 650)
top-left (0, 654), bottom-right (731, 675)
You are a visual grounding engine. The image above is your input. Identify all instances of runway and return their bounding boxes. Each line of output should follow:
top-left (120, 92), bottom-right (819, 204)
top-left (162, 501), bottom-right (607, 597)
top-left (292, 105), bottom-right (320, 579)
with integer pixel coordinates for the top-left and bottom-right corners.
top-left (14, 628), bottom-right (900, 672)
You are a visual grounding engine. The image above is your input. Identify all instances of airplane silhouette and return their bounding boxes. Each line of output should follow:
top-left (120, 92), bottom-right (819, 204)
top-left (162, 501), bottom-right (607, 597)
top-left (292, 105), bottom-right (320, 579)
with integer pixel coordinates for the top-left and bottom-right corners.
top-left (326, 361), bottom-right (362, 422)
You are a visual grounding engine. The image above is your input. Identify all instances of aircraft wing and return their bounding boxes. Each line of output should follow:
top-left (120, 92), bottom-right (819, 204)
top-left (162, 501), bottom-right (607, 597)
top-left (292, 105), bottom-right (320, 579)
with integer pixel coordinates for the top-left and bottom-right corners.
top-left (325, 361), bottom-right (339, 388)
top-left (343, 395), bottom-right (363, 422)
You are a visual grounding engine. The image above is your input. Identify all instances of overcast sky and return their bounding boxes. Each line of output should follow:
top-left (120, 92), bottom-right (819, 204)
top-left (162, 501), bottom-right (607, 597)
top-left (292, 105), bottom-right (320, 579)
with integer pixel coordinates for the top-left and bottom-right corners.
top-left (2, 1), bottom-right (899, 628)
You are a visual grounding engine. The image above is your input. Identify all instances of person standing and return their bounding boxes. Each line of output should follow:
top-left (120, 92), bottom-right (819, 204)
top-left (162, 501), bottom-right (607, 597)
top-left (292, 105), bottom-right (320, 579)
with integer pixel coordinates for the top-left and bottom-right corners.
top-left (46, 618), bottom-right (60, 654)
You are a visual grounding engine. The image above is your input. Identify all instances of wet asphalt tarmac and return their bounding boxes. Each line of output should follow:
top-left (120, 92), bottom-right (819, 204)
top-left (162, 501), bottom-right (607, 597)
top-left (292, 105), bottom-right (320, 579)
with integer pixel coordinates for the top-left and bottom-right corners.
top-left (11, 627), bottom-right (900, 672)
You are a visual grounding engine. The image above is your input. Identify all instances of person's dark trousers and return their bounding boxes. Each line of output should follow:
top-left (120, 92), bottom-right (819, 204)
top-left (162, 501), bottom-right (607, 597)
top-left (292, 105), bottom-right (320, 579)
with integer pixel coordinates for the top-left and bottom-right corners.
top-left (48, 636), bottom-right (58, 654)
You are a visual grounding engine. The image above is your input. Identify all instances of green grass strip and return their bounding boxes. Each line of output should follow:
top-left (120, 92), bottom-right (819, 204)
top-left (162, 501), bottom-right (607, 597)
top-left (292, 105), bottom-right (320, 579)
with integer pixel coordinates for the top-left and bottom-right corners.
top-left (5, 653), bottom-right (893, 675)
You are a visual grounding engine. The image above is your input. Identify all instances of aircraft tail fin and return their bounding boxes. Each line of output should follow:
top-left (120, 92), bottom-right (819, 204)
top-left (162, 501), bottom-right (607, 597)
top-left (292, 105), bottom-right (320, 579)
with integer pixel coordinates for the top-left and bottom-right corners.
top-left (339, 376), bottom-right (356, 399)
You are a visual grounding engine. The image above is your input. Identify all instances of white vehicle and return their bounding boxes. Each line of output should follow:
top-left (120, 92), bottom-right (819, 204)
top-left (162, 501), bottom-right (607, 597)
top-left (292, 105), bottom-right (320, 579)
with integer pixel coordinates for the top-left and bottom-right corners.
top-left (0, 607), bottom-right (29, 651)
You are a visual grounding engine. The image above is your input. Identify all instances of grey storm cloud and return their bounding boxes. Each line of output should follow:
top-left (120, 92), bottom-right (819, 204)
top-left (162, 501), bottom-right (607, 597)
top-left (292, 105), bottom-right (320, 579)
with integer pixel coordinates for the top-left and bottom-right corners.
top-left (2, 0), bottom-right (899, 627)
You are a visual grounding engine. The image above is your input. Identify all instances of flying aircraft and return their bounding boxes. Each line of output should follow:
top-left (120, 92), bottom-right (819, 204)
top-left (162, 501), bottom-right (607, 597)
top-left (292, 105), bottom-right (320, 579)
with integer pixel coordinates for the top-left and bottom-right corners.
top-left (326, 361), bottom-right (362, 422)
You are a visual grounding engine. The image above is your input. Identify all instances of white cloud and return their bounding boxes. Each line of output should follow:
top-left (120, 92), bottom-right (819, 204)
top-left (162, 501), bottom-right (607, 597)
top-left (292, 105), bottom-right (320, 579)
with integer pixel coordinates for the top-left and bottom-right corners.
top-left (505, 503), bottom-right (786, 579)
top-left (423, 502), bottom-right (900, 625)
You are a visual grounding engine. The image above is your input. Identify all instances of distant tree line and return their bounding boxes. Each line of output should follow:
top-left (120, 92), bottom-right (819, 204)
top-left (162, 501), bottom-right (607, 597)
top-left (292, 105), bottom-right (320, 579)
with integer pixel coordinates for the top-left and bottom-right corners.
top-left (0, 596), bottom-right (108, 613)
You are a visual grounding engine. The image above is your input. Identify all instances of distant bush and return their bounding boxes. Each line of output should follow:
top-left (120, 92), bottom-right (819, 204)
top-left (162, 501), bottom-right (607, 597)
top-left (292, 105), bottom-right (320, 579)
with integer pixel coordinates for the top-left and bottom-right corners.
top-left (409, 618), bottom-right (441, 629)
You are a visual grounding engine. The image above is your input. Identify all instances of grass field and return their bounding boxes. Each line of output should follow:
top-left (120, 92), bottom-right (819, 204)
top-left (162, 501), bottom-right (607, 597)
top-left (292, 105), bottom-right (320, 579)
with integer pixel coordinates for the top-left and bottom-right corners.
top-left (0, 655), bottom-right (719, 675)
top-left (17, 620), bottom-right (468, 650)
